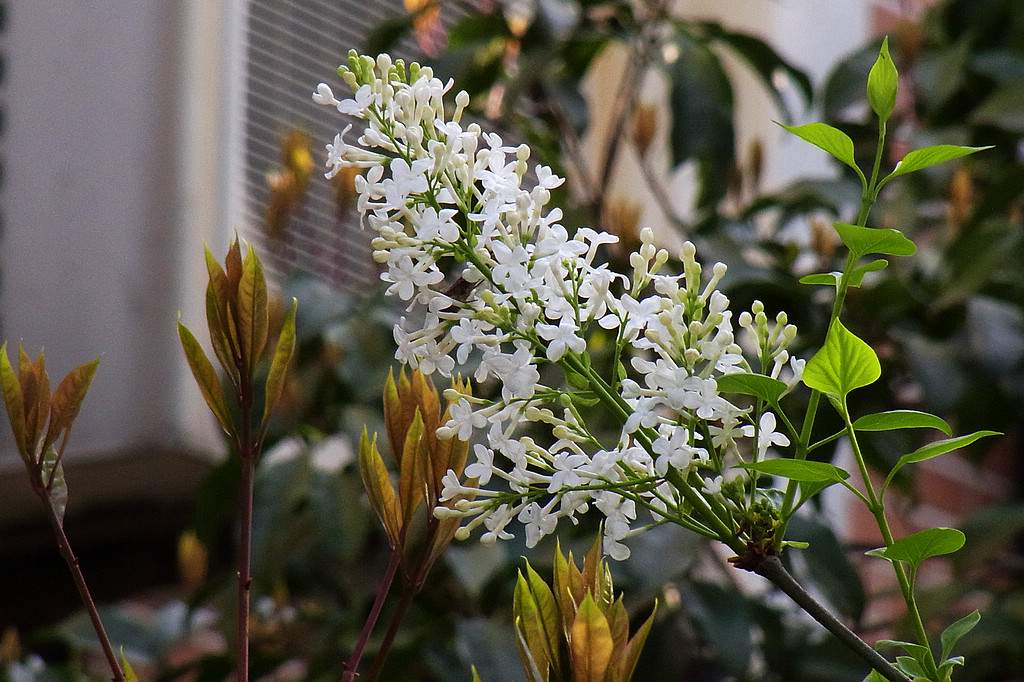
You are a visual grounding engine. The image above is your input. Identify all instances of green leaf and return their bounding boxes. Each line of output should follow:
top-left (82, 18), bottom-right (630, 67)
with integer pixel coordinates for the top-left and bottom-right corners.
top-left (895, 655), bottom-right (926, 677)
top-left (178, 321), bottom-right (235, 437)
top-left (44, 357), bottom-right (100, 452)
top-left (262, 298), bottom-right (297, 434)
top-left (853, 410), bottom-right (952, 436)
top-left (618, 603), bottom-right (657, 681)
top-left (0, 343), bottom-right (30, 463)
top-left (799, 272), bottom-right (841, 287)
top-left (204, 245), bottom-right (239, 376)
top-left (878, 639), bottom-right (934, 671)
top-left (40, 446), bottom-right (68, 523)
top-left (238, 243), bottom-right (269, 374)
top-left (121, 649), bottom-right (139, 682)
top-left (835, 223), bottom-right (916, 259)
top-left (940, 610), bottom-right (980, 662)
top-left (884, 430), bottom-right (1001, 491)
top-left (742, 459), bottom-right (850, 484)
top-left (802, 319), bottom-right (881, 400)
top-left (514, 563), bottom-right (562, 681)
top-left (868, 527), bottom-right (966, 570)
top-left (358, 428), bottom-right (402, 548)
top-left (776, 122), bottom-right (860, 178)
top-left (514, 622), bottom-right (547, 682)
top-left (850, 259), bottom-right (890, 285)
top-left (569, 593), bottom-right (614, 682)
top-left (880, 145), bottom-right (992, 187)
top-left (399, 410), bottom-right (427, 527)
top-left (205, 277), bottom-right (239, 384)
top-left (867, 37), bottom-right (898, 123)
top-left (716, 373), bottom-right (786, 404)
top-left (800, 259), bottom-right (889, 288)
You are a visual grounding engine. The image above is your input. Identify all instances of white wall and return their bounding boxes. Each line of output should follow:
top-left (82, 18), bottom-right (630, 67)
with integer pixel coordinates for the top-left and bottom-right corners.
top-left (0, 1), bottom-right (243, 469)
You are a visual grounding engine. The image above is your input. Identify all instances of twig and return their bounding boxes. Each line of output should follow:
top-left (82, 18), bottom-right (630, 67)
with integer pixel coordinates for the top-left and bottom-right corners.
top-left (236, 448), bottom-right (256, 682)
top-left (39, 490), bottom-right (125, 682)
top-left (342, 551), bottom-right (403, 682)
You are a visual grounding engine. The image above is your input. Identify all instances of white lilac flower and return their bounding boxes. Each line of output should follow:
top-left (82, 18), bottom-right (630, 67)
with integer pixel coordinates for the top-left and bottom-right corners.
top-left (315, 51), bottom-right (803, 558)
top-left (741, 411), bottom-right (791, 459)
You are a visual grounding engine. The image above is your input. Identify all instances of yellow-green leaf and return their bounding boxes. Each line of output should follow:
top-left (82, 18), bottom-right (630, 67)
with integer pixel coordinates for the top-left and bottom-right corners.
top-left (238, 243), bottom-right (269, 374)
top-left (205, 277), bottom-right (239, 383)
top-left (514, 617), bottom-right (549, 682)
top-left (178, 321), bottom-right (235, 437)
top-left (0, 343), bottom-right (30, 463)
top-left (261, 298), bottom-right (297, 434)
top-left (384, 367), bottom-right (416, 467)
top-left (19, 348), bottom-right (50, 461)
top-left (616, 602), bottom-right (657, 682)
top-left (553, 541), bottom-right (583, 638)
top-left (399, 410), bottom-right (427, 526)
top-left (44, 357), bottom-right (100, 451)
top-left (224, 238), bottom-right (243, 293)
top-left (514, 569), bottom-right (555, 681)
top-left (525, 562), bottom-right (562, 678)
top-left (121, 648), bottom-right (139, 682)
top-left (570, 593), bottom-right (613, 682)
top-left (40, 446), bottom-right (68, 523)
top-left (204, 245), bottom-right (239, 372)
top-left (358, 428), bottom-right (402, 547)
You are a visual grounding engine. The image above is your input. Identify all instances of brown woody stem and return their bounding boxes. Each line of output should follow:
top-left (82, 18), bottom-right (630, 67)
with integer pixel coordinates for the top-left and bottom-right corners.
top-left (38, 488), bottom-right (125, 682)
top-left (751, 554), bottom-right (910, 682)
top-left (342, 550), bottom-right (402, 682)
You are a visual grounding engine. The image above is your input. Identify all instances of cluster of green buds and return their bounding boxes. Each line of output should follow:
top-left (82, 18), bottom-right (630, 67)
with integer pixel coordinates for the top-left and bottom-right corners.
top-left (512, 537), bottom-right (656, 682)
top-left (359, 367), bottom-right (472, 583)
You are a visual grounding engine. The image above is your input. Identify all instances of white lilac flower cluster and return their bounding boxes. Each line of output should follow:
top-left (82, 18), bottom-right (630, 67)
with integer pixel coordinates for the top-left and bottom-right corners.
top-left (314, 52), bottom-right (804, 559)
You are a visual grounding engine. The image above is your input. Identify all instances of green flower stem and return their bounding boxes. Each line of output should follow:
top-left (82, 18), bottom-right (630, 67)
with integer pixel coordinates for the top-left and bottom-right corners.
top-left (842, 404), bottom-right (938, 679)
top-left (777, 390), bottom-right (821, 537)
top-left (558, 352), bottom-right (745, 555)
top-left (856, 121), bottom-right (888, 228)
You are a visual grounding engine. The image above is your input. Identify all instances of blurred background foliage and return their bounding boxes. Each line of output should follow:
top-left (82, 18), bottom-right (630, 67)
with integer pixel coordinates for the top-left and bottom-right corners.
top-left (4, 0), bottom-right (1023, 680)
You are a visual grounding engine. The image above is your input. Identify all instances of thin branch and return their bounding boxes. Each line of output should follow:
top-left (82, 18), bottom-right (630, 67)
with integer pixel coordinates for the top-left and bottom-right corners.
top-left (39, 490), bottom-right (125, 682)
top-left (751, 554), bottom-right (910, 682)
top-left (342, 551), bottom-right (403, 682)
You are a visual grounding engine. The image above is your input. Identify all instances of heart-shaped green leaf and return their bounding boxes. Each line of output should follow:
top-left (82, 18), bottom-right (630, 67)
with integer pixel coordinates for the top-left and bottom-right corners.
top-left (802, 319), bottom-right (881, 400)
